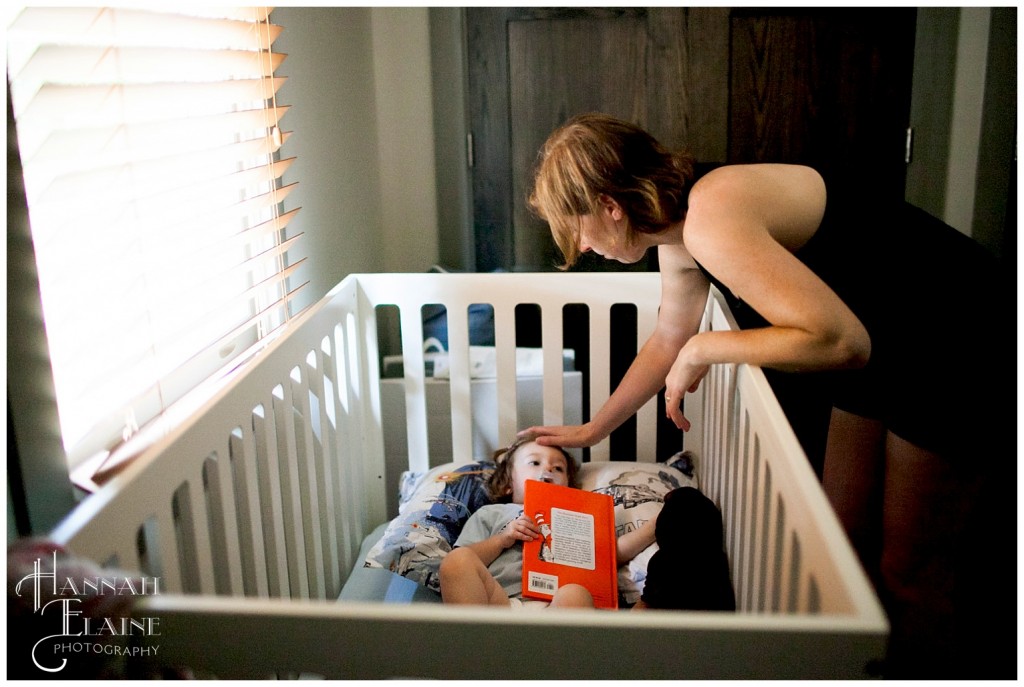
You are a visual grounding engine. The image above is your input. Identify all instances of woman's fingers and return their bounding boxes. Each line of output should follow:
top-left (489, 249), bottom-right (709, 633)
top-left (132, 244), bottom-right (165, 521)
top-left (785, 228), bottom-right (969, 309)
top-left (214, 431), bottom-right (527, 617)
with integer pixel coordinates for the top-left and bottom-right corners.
top-left (664, 391), bottom-right (692, 432)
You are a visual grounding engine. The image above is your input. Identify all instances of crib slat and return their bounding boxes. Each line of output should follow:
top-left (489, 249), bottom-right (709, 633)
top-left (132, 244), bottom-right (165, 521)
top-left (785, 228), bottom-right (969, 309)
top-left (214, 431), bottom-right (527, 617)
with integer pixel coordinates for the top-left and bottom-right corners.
top-left (252, 400), bottom-right (291, 598)
top-left (494, 302), bottom-right (518, 447)
top-left (229, 426), bottom-right (270, 597)
top-left (317, 333), bottom-right (352, 586)
top-left (212, 442), bottom-right (249, 596)
top-left (307, 346), bottom-right (342, 598)
top-left (189, 460), bottom-right (219, 595)
top-left (332, 318), bottom-right (368, 577)
top-left (634, 300), bottom-right (660, 461)
top-left (541, 303), bottom-right (564, 427)
top-left (398, 305), bottom-right (430, 474)
top-left (743, 434), bottom-right (764, 612)
top-left (290, 362), bottom-right (327, 599)
top-left (272, 379), bottom-right (311, 599)
top-left (588, 305), bottom-right (612, 462)
top-left (445, 303), bottom-right (474, 463)
top-left (353, 290), bottom-right (389, 531)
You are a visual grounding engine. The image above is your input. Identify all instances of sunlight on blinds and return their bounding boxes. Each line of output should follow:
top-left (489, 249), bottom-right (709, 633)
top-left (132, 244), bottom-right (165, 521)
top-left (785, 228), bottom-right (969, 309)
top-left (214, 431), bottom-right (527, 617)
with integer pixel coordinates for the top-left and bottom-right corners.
top-left (6, 6), bottom-right (305, 477)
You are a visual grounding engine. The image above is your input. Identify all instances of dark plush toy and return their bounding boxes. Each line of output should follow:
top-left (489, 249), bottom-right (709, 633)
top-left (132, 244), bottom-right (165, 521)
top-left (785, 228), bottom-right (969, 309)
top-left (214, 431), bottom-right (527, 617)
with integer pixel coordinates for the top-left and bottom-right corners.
top-left (640, 487), bottom-right (736, 611)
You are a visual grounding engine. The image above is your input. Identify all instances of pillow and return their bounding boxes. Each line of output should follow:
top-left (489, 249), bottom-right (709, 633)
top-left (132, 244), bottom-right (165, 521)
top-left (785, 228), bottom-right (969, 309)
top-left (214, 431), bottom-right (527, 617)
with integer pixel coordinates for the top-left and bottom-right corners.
top-left (363, 461), bottom-right (495, 592)
top-left (578, 451), bottom-right (698, 605)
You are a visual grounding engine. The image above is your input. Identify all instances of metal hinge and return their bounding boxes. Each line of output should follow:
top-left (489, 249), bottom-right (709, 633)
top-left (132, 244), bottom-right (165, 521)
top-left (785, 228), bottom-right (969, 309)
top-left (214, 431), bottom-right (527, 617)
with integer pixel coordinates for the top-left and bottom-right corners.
top-left (905, 127), bottom-right (913, 164)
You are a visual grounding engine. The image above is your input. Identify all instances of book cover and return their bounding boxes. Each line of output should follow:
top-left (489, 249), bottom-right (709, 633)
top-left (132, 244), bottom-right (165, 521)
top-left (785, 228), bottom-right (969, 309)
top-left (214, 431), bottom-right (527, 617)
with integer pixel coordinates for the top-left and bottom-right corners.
top-left (521, 480), bottom-right (618, 609)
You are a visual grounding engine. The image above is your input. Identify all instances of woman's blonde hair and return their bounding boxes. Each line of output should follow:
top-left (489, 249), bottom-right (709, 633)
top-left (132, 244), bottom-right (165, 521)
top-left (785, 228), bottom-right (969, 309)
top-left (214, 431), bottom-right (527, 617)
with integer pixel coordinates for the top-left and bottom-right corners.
top-left (486, 432), bottom-right (579, 502)
top-left (528, 113), bottom-right (694, 269)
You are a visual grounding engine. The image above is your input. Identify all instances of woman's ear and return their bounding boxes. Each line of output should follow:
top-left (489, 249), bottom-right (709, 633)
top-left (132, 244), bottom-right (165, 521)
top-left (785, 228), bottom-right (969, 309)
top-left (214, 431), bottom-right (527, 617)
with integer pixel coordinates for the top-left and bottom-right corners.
top-left (599, 195), bottom-right (624, 221)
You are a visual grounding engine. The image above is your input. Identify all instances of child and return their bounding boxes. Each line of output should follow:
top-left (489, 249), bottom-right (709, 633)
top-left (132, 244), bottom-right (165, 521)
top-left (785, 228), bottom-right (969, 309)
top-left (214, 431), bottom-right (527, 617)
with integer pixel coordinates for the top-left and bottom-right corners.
top-left (439, 432), bottom-right (656, 608)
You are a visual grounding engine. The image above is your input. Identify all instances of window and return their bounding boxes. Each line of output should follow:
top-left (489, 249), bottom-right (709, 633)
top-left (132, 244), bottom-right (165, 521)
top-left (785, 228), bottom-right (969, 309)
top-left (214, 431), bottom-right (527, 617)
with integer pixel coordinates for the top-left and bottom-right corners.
top-left (6, 6), bottom-right (303, 485)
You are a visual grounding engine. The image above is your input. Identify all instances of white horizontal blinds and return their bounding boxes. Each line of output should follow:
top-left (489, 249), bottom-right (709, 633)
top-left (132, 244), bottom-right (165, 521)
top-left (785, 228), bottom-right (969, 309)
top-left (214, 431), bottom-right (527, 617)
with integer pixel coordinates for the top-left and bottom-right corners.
top-left (7, 6), bottom-right (305, 469)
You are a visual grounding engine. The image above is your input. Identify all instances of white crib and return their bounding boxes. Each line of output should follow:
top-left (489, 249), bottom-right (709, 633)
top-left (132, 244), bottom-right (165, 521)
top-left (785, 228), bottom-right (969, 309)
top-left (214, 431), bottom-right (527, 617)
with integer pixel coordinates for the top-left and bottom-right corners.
top-left (49, 272), bottom-right (888, 679)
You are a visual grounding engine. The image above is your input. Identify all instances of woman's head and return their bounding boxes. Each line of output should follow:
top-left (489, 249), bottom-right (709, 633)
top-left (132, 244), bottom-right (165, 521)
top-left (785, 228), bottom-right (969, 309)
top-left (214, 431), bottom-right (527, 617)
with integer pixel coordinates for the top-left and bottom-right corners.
top-left (528, 113), bottom-right (694, 269)
top-left (487, 432), bottom-right (579, 504)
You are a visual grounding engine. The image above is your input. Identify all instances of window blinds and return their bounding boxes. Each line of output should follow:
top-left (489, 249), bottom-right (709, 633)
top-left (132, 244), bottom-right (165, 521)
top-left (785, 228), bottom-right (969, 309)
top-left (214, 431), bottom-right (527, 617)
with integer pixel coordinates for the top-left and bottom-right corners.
top-left (6, 6), bottom-right (305, 476)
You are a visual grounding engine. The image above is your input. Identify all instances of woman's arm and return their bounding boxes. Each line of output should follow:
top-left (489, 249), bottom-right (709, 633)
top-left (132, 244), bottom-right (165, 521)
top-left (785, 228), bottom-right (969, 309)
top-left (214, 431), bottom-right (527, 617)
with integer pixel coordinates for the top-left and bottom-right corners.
top-left (679, 165), bottom-right (869, 369)
top-left (663, 165), bottom-right (870, 428)
top-left (528, 259), bottom-right (710, 448)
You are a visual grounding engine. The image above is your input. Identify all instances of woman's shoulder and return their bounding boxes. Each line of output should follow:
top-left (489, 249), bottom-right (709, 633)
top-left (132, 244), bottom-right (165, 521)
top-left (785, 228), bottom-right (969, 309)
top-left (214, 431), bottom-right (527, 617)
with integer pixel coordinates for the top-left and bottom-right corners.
top-left (691, 163), bottom-right (823, 199)
top-left (685, 164), bottom-right (826, 250)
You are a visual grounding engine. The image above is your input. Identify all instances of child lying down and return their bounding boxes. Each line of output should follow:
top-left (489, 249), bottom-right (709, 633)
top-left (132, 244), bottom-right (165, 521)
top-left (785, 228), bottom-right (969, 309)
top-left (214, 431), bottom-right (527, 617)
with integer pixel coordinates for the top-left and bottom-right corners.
top-left (439, 432), bottom-right (734, 611)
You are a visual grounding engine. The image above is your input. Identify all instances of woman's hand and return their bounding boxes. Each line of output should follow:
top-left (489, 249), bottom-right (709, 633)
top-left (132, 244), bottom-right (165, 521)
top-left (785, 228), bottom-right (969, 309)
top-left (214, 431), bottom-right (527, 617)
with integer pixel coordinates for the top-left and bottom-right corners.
top-left (500, 514), bottom-right (540, 548)
top-left (663, 340), bottom-right (709, 432)
top-left (518, 422), bottom-right (601, 449)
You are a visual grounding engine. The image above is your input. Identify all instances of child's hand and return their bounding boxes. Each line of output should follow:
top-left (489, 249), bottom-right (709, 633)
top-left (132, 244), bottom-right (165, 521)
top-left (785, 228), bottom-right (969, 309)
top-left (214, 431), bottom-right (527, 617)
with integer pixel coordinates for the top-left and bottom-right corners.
top-left (501, 514), bottom-right (540, 548)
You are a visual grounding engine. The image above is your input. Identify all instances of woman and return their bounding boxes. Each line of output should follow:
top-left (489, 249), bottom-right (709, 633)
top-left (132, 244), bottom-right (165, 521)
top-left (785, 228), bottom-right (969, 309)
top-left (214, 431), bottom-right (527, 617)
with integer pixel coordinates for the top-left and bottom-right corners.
top-left (523, 113), bottom-right (1011, 678)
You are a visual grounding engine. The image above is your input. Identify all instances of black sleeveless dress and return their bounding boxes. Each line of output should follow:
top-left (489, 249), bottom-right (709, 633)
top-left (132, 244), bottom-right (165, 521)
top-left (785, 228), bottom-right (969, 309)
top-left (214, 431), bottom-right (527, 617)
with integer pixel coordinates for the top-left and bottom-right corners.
top-left (693, 183), bottom-right (1010, 456)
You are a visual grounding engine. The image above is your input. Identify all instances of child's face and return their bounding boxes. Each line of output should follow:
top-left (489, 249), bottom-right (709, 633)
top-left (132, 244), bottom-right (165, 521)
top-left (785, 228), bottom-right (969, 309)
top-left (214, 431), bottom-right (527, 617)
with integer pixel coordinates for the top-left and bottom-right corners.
top-left (508, 442), bottom-right (570, 503)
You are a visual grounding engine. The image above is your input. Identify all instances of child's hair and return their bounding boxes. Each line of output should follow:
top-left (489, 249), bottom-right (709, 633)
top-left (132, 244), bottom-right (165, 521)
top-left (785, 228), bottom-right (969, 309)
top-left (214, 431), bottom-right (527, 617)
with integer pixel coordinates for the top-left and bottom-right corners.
top-left (486, 432), bottom-right (579, 502)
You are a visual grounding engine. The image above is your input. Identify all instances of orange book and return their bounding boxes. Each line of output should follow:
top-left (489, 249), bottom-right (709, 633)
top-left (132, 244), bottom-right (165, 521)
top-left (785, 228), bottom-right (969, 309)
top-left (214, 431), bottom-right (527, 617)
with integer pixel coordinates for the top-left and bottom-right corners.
top-left (521, 480), bottom-right (618, 609)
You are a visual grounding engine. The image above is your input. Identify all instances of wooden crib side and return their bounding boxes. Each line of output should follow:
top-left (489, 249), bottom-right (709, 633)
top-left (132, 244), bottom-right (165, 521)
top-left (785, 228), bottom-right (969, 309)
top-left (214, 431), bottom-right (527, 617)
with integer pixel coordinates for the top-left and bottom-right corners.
top-left (50, 276), bottom-right (386, 601)
top-left (694, 289), bottom-right (888, 626)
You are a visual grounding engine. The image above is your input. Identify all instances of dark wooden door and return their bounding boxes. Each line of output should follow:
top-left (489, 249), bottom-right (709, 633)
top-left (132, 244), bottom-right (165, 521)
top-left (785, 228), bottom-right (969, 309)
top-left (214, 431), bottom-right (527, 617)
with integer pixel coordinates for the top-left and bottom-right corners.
top-left (467, 7), bottom-right (916, 273)
top-left (728, 9), bottom-right (917, 200)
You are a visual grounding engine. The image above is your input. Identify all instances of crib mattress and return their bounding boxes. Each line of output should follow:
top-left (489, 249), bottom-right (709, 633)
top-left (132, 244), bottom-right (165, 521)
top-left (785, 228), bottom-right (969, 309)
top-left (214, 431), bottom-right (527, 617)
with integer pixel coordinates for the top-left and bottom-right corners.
top-left (338, 524), bottom-right (442, 604)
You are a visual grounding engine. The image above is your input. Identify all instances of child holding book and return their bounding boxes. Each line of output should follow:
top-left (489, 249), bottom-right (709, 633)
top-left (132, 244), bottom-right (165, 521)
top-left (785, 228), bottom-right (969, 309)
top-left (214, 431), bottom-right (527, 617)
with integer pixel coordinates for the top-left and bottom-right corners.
top-left (439, 432), bottom-right (656, 608)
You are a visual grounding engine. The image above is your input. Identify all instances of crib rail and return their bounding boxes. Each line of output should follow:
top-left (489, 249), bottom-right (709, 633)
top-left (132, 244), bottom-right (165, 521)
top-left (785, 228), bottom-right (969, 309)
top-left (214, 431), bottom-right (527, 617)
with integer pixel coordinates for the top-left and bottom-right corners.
top-left (354, 272), bottom-right (665, 468)
top-left (47, 272), bottom-right (887, 679)
top-left (50, 277), bottom-right (382, 601)
top-left (132, 595), bottom-right (885, 680)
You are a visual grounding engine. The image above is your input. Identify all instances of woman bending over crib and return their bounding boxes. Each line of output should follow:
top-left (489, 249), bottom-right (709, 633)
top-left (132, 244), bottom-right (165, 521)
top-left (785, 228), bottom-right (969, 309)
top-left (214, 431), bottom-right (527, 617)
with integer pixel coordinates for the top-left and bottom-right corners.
top-left (439, 433), bottom-right (656, 608)
top-left (522, 113), bottom-right (1012, 677)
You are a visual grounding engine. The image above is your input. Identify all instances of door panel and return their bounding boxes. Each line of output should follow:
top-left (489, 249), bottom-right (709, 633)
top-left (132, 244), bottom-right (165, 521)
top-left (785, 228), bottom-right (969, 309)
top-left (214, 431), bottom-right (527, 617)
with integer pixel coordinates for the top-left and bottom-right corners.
top-left (729, 9), bottom-right (916, 200)
top-left (509, 14), bottom-right (647, 270)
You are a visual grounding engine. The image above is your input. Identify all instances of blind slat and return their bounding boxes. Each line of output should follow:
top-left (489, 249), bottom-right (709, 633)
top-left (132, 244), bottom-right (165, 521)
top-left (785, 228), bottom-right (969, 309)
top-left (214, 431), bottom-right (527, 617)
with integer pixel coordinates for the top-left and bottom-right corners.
top-left (14, 46), bottom-right (286, 89)
top-left (31, 181), bottom-right (298, 262)
top-left (29, 137), bottom-right (291, 211)
top-left (21, 105), bottom-right (289, 173)
top-left (33, 157), bottom-right (296, 228)
top-left (9, 7), bottom-right (281, 50)
top-left (20, 78), bottom-right (287, 132)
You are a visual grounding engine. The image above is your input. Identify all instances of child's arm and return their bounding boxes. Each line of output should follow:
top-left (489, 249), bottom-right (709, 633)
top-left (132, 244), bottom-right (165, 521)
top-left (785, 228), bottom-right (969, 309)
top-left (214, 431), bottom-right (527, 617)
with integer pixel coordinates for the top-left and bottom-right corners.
top-left (462, 514), bottom-right (541, 567)
top-left (616, 517), bottom-right (657, 565)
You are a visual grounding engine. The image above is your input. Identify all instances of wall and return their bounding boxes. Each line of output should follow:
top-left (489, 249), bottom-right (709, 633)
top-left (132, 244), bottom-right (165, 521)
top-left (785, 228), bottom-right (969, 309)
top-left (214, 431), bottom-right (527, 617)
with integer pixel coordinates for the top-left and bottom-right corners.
top-left (273, 7), bottom-right (445, 313)
top-left (907, 7), bottom-right (1015, 262)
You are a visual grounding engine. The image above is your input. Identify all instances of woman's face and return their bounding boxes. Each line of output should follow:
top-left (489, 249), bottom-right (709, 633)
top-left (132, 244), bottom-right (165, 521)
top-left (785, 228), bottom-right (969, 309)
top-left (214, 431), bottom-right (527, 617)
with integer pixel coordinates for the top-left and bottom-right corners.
top-left (576, 201), bottom-right (647, 264)
top-left (508, 442), bottom-right (570, 503)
